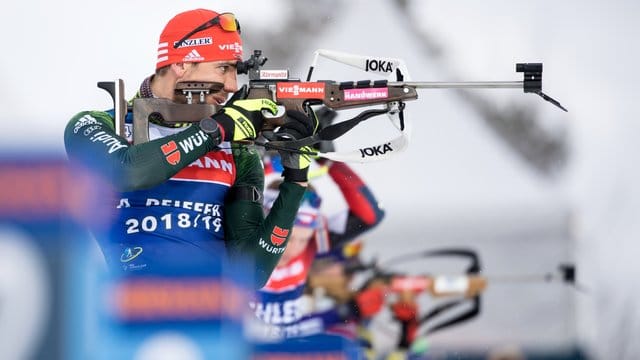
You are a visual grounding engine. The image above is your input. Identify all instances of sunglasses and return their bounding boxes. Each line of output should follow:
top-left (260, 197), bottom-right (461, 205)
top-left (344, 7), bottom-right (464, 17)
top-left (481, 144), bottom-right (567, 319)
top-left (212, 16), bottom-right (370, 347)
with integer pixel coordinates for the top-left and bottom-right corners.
top-left (173, 12), bottom-right (241, 49)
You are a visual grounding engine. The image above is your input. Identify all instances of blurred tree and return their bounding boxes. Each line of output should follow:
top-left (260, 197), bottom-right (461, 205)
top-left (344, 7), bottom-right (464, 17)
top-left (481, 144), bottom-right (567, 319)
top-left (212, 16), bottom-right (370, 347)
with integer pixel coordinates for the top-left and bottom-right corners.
top-left (392, 0), bottom-right (568, 177)
top-left (242, 0), bottom-right (568, 177)
top-left (242, 0), bottom-right (343, 68)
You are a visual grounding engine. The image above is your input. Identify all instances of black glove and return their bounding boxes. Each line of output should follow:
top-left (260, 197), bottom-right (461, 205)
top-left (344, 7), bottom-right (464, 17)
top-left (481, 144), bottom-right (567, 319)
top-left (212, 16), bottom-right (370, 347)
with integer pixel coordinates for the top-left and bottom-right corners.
top-left (313, 106), bottom-right (338, 155)
top-left (276, 108), bottom-right (319, 182)
top-left (200, 85), bottom-right (278, 142)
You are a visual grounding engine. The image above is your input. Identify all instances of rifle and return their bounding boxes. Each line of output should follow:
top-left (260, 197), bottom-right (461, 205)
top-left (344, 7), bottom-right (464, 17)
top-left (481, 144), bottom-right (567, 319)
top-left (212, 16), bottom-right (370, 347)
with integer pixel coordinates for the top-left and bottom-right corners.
top-left (316, 247), bottom-right (581, 349)
top-left (98, 49), bottom-right (567, 162)
top-left (351, 248), bottom-right (484, 342)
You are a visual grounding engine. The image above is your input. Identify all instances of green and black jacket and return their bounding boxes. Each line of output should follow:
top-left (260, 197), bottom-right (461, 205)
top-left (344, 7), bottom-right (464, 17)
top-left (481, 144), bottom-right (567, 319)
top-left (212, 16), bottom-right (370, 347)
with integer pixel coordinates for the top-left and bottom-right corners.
top-left (63, 80), bottom-right (304, 287)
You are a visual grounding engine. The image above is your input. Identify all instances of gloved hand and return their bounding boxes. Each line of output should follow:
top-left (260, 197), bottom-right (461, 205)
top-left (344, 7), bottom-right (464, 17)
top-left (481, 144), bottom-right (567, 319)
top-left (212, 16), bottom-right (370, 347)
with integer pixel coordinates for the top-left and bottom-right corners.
top-left (391, 301), bottom-right (419, 348)
top-left (313, 106), bottom-right (337, 155)
top-left (391, 301), bottom-right (418, 322)
top-left (352, 286), bottom-right (386, 319)
top-left (276, 108), bottom-right (319, 182)
top-left (200, 85), bottom-right (278, 142)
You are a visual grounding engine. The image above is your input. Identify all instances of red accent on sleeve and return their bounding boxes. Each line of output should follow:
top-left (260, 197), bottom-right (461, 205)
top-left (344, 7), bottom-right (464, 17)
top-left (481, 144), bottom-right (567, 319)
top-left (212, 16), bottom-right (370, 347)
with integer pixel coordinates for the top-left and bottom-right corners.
top-left (329, 162), bottom-right (378, 225)
top-left (272, 226), bottom-right (289, 237)
top-left (216, 123), bottom-right (226, 143)
top-left (270, 226), bottom-right (289, 246)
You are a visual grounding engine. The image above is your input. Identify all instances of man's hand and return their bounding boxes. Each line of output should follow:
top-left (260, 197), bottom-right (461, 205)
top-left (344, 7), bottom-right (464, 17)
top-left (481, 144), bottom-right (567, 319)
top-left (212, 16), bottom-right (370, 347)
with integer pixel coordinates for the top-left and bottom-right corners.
top-left (205, 85), bottom-right (278, 141)
top-left (313, 106), bottom-right (337, 154)
top-left (276, 108), bottom-right (319, 182)
top-left (353, 286), bottom-right (386, 319)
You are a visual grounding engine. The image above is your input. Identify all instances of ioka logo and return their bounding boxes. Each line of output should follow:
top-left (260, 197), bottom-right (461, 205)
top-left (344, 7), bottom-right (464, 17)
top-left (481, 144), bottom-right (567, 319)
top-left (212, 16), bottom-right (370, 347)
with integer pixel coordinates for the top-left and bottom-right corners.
top-left (365, 59), bottom-right (394, 73)
top-left (270, 226), bottom-right (290, 246)
top-left (120, 247), bottom-right (143, 262)
top-left (360, 143), bottom-right (393, 158)
top-left (161, 141), bottom-right (181, 165)
top-left (276, 82), bottom-right (325, 99)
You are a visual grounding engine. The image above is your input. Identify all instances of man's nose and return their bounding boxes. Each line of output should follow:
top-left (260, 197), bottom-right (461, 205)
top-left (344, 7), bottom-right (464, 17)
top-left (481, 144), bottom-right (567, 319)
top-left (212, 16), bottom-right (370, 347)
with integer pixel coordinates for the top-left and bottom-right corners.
top-left (223, 74), bottom-right (239, 94)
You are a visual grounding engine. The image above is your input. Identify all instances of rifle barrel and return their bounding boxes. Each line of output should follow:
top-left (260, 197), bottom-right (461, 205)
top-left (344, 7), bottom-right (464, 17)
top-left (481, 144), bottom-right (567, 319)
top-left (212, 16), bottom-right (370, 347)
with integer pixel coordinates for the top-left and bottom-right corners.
top-left (486, 273), bottom-right (555, 283)
top-left (389, 81), bottom-right (523, 89)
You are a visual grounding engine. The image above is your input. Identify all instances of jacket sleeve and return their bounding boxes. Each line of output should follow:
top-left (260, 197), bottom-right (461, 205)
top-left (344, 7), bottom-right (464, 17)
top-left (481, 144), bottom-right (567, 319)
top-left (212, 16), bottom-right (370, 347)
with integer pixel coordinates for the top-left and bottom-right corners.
top-left (63, 110), bottom-right (218, 191)
top-left (223, 146), bottom-right (306, 288)
top-left (326, 162), bottom-right (385, 248)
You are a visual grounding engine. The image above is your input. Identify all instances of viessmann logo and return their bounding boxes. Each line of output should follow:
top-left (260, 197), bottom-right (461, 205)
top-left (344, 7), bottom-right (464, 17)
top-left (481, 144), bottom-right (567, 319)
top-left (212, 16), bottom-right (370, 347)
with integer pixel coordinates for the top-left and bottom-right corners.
top-left (218, 42), bottom-right (243, 54)
top-left (276, 82), bottom-right (325, 99)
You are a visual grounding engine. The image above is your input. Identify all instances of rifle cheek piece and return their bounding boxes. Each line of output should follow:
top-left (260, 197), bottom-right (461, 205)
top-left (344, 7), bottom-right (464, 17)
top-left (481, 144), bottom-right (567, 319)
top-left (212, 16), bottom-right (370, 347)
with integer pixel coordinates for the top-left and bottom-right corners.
top-left (174, 82), bottom-right (225, 104)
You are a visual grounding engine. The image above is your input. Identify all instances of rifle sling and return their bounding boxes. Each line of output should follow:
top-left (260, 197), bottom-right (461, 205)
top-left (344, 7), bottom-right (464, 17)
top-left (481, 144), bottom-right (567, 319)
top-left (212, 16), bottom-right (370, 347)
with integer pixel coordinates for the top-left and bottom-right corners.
top-left (264, 108), bottom-right (390, 150)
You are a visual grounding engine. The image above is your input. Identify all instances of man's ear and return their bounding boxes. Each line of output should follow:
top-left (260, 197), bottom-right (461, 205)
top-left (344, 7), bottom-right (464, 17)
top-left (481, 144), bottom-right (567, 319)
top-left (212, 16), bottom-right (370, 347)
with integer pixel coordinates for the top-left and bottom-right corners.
top-left (171, 62), bottom-right (188, 77)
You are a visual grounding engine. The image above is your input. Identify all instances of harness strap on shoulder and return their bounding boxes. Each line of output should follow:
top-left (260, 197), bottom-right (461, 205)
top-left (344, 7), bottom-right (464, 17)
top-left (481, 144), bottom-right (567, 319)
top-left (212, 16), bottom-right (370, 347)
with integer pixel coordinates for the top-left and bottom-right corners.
top-left (226, 186), bottom-right (264, 204)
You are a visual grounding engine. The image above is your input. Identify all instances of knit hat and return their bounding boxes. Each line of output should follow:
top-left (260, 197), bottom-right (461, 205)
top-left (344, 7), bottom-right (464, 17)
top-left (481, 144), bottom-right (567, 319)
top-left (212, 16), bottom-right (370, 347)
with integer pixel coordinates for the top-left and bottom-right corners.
top-left (156, 9), bottom-right (243, 70)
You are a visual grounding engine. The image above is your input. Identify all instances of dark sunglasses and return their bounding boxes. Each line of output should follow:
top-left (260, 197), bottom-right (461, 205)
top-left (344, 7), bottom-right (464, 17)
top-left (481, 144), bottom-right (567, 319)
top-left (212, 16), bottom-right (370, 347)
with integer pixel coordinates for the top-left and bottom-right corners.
top-left (173, 12), bottom-right (241, 49)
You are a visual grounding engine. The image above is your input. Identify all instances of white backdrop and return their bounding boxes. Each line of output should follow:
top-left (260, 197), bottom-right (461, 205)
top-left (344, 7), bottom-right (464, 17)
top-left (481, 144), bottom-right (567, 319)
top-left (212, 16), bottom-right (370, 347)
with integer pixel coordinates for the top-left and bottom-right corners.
top-left (2, 0), bottom-right (639, 358)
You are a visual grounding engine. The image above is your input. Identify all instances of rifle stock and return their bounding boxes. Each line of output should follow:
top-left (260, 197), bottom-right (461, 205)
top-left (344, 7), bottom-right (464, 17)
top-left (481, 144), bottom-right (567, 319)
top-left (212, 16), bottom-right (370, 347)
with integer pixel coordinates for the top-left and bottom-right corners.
top-left (131, 99), bottom-right (218, 144)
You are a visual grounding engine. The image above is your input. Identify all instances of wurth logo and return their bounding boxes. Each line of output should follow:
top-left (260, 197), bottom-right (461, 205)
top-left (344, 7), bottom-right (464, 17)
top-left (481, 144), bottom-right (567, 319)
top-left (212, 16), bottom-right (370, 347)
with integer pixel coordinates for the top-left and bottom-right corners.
top-left (270, 226), bottom-right (290, 246)
top-left (161, 141), bottom-right (181, 165)
top-left (182, 49), bottom-right (204, 62)
top-left (177, 130), bottom-right (208, 154)
top-left (259, 238), bottom-right (286, 255)
top-left (276, 82), bottom-right (325, 99)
